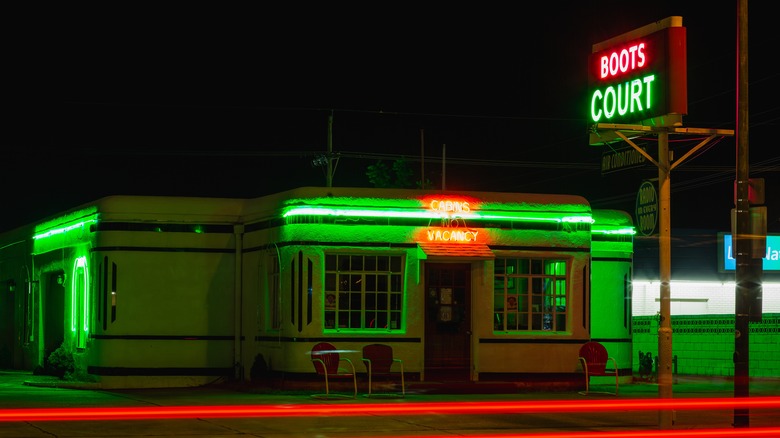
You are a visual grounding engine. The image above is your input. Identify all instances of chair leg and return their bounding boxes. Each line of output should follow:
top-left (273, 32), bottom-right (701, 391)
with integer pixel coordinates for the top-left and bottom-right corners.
top-left (324, 373), bottom-right (330, 396)
top-left (584, 374), bottom-right (590, 395)
top-left (614, 372), bottom-right (619, 395)
top-left (367, 365), bottom-right (373, 397)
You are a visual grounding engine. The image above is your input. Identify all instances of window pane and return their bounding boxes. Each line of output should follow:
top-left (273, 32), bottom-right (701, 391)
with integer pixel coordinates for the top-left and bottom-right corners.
top-left (518, 259), bottom-right (529, 274)
top-left (351, 255), bottom-right (363, 271)
top-left (325, 273), bottom-right (336, 291)
top-left (325, 254), bottom-right (336, 271)
top-left (377, 275), bottom-right (388, 292)
top-left (338, 255), bottom-right (350, 271)
top-left (390, 274), bottom-right (402, 292)
top-left (390, 256), bottom-right (401, 272)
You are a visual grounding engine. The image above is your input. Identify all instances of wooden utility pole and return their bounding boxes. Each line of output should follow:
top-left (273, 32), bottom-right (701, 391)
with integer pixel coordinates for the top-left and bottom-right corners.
top-left (733, 0), bottom-right (754, 427)
top-left (420, 129), bottom-right (425, 189)
top-left (656, 131), bottom-right (673, 428)
top-left (598, 124), bottom-right (733, 429)
top-left (327, 110), bottom-right (334, 187)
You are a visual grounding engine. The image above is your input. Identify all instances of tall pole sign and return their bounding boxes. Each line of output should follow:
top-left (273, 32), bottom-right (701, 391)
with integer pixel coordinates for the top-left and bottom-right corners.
top-left (589, 17), bottom-right (687, 430)
top-left (587, 17), bottom-right (735, 430)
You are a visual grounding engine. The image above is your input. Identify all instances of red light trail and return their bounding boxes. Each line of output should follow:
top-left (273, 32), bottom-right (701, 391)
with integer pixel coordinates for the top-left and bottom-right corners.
top-left (1, 396), bottom-right (779, 422)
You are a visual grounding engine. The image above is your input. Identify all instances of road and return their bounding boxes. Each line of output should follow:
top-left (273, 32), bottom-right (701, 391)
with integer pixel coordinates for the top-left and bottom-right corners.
top-left (1, 370), bottom-right (778, 437)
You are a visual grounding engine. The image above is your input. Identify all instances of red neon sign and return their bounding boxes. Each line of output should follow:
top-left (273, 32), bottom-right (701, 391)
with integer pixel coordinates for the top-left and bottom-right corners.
top-left (599, 42), bottom-right (646, 80)
top-left (419, 196), bottom-right (480, 244)
top-left (424, 228), bottom-right (479, 243)
top-left (425, 197), bottom-right (476, 214)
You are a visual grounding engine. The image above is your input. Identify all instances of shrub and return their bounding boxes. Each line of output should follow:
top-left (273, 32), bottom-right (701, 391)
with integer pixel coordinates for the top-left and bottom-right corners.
top-left (45, 345), bottom-right (75, 379)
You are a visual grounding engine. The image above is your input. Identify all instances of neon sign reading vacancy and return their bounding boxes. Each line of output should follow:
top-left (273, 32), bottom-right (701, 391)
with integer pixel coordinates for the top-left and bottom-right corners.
top-left (588, 19), bottom-right (687, 125)
top-left (425, 229), bottom-right (479, 243)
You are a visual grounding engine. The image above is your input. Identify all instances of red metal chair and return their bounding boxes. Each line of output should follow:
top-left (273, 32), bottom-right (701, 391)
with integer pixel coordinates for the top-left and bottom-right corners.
top-left (361, 343), bottom-right (405, 398)
top-left (310, 342), bottom-right (357, 399)
top-left (578, 341), bottom-right (619, 395)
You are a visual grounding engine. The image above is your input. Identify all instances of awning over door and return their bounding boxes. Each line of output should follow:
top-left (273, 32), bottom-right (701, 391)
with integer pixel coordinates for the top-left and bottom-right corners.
top-left (417, 242), bottom-right (495, 259)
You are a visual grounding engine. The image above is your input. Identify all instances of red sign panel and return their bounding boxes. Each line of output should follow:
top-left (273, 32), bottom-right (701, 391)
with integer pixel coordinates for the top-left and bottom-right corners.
top-left (588, 25), bottom-right (687, 125)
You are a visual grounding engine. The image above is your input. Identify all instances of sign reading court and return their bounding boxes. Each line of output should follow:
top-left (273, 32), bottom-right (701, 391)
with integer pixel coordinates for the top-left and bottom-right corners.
top-left (588, 17), bottom-right (687, 126)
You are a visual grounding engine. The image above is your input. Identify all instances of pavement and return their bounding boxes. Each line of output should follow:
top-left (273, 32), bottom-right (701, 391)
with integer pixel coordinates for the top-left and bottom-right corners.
top-left (8, 368), bottom-right (780, 398)
top-left (1, 370), bottom-right (779, 437)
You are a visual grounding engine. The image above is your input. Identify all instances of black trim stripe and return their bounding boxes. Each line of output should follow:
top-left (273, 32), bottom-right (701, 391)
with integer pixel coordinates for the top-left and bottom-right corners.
top-left (255, 336), bottom-right (421, 343)
top-left (95, 222), bottom-right (234, 234)
top-left (88, 366), bottom-right (231, 376)
top-left (490, 245), bottom-right (589, 252)
top-left (92, 246), bottom-right (233, 253)
top-left (244, 242), bottom-right (591, 254)
top-left (591, 234), bottom-right (633, 242)
top-left (297, 251), bottom-right (303, 332)
top-left (591, 338), bottom-right (633, 344)
top-left (479, 337), bottom-right (632, 344)
top-left (479, 338), bottom-right (590, 344)
top-left (593, 256), bottom-right (632, 262)
top-left (91, 335), bottom-right (236, 340)
top-left (248, 241), bottom-right (418, 252)
top-left (582, 265), bottom-right (588, 331)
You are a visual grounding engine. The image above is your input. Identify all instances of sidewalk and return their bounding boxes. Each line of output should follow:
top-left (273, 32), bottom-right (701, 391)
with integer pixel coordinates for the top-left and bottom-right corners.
top-left (7, 369), bottom-right (780, 401)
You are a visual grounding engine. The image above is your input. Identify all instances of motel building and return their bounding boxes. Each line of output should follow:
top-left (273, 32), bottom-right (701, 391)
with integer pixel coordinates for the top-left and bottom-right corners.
top-left (0, 186), bottom-right (635, 389)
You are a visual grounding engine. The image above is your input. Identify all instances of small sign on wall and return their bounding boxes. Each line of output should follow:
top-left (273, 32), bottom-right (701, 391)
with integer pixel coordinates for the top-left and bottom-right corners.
top-left (635, 180), bottom-right (658, 236)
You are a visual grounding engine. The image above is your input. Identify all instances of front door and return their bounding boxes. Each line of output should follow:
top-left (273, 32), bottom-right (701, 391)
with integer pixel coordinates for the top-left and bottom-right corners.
top-left (424, 263), bottom-right (471, 381)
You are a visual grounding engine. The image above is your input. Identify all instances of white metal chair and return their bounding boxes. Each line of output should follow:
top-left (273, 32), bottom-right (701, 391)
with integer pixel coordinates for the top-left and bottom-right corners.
top-left (310, 342), bottom-right (357, 399)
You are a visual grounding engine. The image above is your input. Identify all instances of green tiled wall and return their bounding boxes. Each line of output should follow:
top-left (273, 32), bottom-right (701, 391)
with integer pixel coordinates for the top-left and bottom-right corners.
top-left (632, 314), bottom-right (780, 377)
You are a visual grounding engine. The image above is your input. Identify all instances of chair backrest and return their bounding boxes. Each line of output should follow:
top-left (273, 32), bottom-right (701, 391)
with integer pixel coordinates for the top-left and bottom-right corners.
top-left (579, 341), bottom-right (608, 374)
top-left (363, 344), bottom-right (394, 374)
top-left (311, 342), bottom-right (339, 375)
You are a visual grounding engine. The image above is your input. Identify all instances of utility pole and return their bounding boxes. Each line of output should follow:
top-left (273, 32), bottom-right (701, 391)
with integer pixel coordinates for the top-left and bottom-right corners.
top-left (600, 124), bottom-right (733, 429)
top-left (656, 131), bottom-right (673, 428)
top-left (420, 129), bottom-right (425, 190)
top-left (733, 0), bottom-right (760, 427)
top-left (327, 110), bottom-right (334, 188)
top-left (441, 144), bottom-right (446, 191)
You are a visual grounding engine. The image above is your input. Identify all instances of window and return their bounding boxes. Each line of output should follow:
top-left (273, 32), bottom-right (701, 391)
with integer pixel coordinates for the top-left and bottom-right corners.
top-left (24, 280), bottom-right (34, 344)
top-left (269, 253), bottom-right (281, 330)
top-left (324, 254), bottom-right (403, 331)
top-left (494, 258), bottom-right (567, 332)
top-left (71, 256), bottom-right (89, 349)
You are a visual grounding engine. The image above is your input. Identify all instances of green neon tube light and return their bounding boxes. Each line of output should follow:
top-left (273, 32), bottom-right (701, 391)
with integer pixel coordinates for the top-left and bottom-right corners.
top-left (591, 227), bottom-right (637, 235)
top-left (282, 206), bottom-right (594, 224)
top-left (33, 219), bottom-right (98, 241)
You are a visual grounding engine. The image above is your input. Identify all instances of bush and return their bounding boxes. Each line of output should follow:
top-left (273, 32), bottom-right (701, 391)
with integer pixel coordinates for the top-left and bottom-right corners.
top-left (45, 345), bottom-right (75, 379)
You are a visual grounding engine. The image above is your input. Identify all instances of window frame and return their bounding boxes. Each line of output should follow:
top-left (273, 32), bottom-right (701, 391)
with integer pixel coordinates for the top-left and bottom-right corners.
top-left (323, 253), bottom-right (405, 332)
top-left (493, 257), bottom-right (568, 333)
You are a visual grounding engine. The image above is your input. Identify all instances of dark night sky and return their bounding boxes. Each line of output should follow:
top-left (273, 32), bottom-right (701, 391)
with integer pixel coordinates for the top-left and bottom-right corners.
top-left (6, 2), bottom-right (779, 234)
